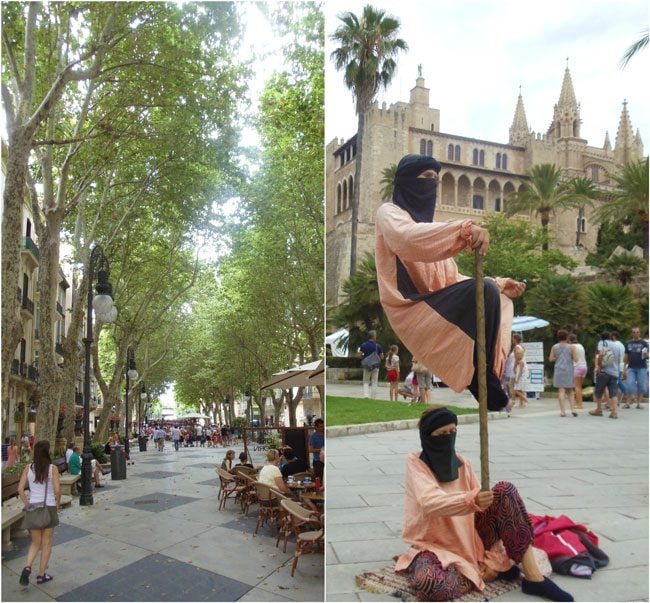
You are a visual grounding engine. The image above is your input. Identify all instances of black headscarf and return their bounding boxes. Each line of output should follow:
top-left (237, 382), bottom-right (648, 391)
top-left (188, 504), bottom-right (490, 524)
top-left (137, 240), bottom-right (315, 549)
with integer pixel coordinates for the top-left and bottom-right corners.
top-left (419, 408), bottom-right (463, 482)
top-left (392, 154), bottom-right (442, 223)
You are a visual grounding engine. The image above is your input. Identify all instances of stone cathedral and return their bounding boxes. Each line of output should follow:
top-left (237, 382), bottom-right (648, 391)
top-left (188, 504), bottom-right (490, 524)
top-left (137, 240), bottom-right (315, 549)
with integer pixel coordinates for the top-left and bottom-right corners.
top-left (325, 66), bottom-right (644, 307)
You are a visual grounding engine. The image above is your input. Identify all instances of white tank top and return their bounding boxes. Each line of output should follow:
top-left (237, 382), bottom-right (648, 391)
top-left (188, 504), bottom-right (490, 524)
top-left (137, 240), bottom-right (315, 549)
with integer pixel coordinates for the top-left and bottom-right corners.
top-left (27, 464), bottom-right (56, 506)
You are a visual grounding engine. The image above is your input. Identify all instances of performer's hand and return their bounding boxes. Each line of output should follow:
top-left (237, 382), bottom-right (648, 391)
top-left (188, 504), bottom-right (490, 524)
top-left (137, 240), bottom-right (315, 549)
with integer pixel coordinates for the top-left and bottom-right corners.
top-left (475, 490), bottom-right (494, 510)
top-left (501, 278), bottom-right (526, 298)
top-left (470, 225), bottom-right (490, 255)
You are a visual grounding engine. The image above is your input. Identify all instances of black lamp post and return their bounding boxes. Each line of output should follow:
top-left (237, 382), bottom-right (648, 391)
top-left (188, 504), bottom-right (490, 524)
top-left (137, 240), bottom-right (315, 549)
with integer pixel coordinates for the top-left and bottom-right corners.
top-left (245, 386), bottom-right (252, 424)
top-left (139, 382), bottom-right (147, 437)
top-left (81, 245), bottom-right (117, 506)
top-left (125, 347), bottom-right (138, 460)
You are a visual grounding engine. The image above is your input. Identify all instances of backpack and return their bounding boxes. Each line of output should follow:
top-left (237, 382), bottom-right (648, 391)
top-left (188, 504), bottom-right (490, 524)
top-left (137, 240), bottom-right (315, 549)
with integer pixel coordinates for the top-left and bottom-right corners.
top-left (600, 341), bottom-right (615, 369)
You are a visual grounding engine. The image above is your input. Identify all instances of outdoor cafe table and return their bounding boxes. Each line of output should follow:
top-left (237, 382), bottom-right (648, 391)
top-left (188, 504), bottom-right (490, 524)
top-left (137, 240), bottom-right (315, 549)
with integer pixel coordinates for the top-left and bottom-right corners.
top-left (286, 481), bottom-right (316, 501)
top-left (301, 490), bottom-right (324, 512)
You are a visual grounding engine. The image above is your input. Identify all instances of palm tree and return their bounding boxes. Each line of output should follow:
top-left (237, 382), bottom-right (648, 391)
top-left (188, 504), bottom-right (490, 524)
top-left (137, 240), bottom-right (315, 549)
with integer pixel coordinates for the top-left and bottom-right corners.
top-left (564, 177), bottom-right (599, 247)
top-left (620, 29), bottom-right (648, 68)
top-left (379, 163), bottom-right (397, 201)
top-left (593, 159), bottom-right (649, 259)
top-left (602, 252), bottom-right (647, 287)
top-left (331, 5), bottom-right (407, 275)
top-left (505, 163), bottom-right (583, 251)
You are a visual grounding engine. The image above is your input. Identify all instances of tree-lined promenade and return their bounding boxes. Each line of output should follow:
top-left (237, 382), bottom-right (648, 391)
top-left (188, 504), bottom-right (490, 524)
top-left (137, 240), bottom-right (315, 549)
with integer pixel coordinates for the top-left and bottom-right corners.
top-left (2, 2), bottom-right (324, 453)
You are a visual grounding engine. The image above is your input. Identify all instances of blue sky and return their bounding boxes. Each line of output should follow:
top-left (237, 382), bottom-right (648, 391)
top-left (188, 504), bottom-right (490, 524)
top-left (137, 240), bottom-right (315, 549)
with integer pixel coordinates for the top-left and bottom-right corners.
top-left (325, 0), bottom-right (649, 149)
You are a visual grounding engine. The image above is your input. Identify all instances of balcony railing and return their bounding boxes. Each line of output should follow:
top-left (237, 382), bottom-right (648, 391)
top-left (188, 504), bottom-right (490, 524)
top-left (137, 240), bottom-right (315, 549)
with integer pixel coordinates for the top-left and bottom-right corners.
top-left (22, 236), bottom-right (40, 262)
top-left (27, 364), bottom-right (39, 381)
top-left (21, 296), bottom-right (34, 315)
top-left (11, 359), bottom-right (20, 375)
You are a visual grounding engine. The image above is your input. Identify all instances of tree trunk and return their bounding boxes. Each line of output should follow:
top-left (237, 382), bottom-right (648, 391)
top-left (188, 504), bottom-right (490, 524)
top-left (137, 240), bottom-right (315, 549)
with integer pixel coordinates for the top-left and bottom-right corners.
top-left (541, 214), bottom-right (550, 251)
top-left (575, 207), bottom-right (583, 247)
top-left (350, 110), bottom-right (366, 276)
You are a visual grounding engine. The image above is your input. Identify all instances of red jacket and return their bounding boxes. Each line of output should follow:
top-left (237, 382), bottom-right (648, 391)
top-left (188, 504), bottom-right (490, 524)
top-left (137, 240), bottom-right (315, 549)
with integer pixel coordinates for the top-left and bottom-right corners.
top-left (529, 514), bottom-right (599, 560)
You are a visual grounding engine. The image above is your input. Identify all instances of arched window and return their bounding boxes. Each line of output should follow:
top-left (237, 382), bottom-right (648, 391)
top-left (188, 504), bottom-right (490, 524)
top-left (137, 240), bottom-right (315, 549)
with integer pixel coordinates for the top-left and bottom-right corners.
top-left (472, 149), bottom-right (479, 165)
top-left (426, 140), bottom-right (433, 156)
top-left (502, 154), bottom-right (508, 170)
top-left (342, 179), bottom-right (348, 210)
top-left (454, 145), bottom-right (460, 161)
top-left (496, 153), bottom-right (501, 169)
top-left (448, 144), bottom-right (454, 160)
top-left (336, 183), bottom-right (341, 214)
top-left (479, 150), bottom-right (485, 166)
top-left (472, 195), bottom-right (484, 210)
top-left (591, 165), bottom-right (599, 182)
top-left (420, 139), bottom-right (426, 155)
top-left (431, 123), bottom-right (435, 131)
top-left (348, 175), bottom-right (354, 204)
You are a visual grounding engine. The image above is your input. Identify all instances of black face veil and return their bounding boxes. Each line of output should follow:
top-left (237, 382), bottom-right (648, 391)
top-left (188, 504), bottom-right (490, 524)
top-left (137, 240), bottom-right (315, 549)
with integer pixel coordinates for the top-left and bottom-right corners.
top-left (419, 408), bottom-right (463, 482)
top-left (392, 154), bottom-right (442, 223)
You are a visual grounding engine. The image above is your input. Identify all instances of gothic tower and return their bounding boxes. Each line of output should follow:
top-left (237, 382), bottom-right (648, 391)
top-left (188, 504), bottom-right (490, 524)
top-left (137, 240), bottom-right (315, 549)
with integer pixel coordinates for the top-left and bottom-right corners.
top-left (548, 64), bottom-right (582, 140)
top-left (509, 88), bottom-right (529, 145)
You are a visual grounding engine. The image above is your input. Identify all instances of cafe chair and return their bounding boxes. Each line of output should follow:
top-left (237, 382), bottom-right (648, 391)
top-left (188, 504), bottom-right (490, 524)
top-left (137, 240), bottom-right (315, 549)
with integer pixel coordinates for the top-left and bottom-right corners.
top-left (253, 481), bottom-right (282, 534)
top-left (277, 499), bottom-right (321, 554)
top-left (288, 471), bottom-right (312, 482)
top-left (216, 467), bottom-right (245, 511)
top-left (232, 465), bottom-right (257, 477)
top-left (238, 473), bottom-right (258, 516)
top-left (280, 501), bottom-right (324, 576)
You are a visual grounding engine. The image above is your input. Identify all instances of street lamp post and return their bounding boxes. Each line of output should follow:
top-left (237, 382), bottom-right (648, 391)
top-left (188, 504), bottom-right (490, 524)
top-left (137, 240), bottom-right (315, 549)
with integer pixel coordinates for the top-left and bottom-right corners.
top-left (139, 382), bottom-right (147, 437)
top-left (125, 347), bottom-right (138, 461)
top-left (245, 386), bottom-right (252, 424)
top-left (81, 245), bottom-right (117, 506)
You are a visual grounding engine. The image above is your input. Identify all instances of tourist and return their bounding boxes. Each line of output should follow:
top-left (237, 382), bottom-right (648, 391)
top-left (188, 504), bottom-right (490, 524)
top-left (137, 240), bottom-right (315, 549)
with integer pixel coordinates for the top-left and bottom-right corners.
top-left (385, 345), bottom-right (400, 401)
top-left (6, 437), bottom-right (19, 469)
top-left (221, 449), bottom-right (236, 472)
top-left (395, 408), bottom-right (573, 602)
top-left (624, 327), bottom-right (648, 409)
top-left (549, 330), bottom-right (578, 417)
top-left (309, 417), bottom-right (325, 480)
top-left (374, 154), bottom-right (525, 412)
top-left (280, 447), bottom-right (308, 478)
top-left (17, 440), bottom-right (61, 587)
top-left (258, 449), bottom-right (289, 493)
top-left (358, 330), bottom-right (384, 399)
top-left (569, 333), bottom-right (587, 409)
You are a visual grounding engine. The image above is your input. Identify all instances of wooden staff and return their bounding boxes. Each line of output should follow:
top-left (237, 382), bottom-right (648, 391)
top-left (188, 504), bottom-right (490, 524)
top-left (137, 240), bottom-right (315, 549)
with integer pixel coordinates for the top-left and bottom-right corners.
top-left (475, 250), bottom-right (490, 491)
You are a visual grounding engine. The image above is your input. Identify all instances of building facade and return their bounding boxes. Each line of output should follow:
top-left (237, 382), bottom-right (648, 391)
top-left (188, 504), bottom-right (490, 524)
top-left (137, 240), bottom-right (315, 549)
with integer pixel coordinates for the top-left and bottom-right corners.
top-left (326, 67), bottom-right (644, 307)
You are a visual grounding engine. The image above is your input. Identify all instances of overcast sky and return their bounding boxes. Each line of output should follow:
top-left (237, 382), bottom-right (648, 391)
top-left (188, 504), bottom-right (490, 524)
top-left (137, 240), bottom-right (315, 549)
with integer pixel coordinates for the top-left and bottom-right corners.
top-left (324, 0), bottom-right (649, 150)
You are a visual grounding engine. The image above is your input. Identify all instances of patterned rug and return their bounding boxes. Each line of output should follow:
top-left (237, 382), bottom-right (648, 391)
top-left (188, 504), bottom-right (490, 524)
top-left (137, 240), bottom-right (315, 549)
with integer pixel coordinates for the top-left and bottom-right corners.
top-left (355, 566), bottom-right (521, 602)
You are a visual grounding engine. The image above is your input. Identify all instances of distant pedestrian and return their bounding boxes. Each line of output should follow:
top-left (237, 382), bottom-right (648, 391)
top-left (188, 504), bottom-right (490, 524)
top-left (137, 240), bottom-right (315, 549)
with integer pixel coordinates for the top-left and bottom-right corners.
top-left (511, 334), bottom-right (528, 409)
top-left (385, 345), bottom-right (400, 401)
top-left (171, 425), bottom-right (181, 451)
top-left (6, 437), bottom-right (18, 469)
top-left (610, 332), bottom-right (627, 405)
top-left (17, 440), bottom-right (61, 587)
top-left (624, 327), bottom-right (648, 409)
top-left (1, 437), bottom-right (9, 469)
top-left (549, 329), bottom-right (577, 417)
top-left (309, 418), bottom-right (325, 480)
top-left (569, 333), bottom-right (587, 409)
top-left (590, 331), bottom-right (621, 419)
top-left (412, 358), bottom-right (432, 405)
top-left (358, 330), bottom-right (384, 399)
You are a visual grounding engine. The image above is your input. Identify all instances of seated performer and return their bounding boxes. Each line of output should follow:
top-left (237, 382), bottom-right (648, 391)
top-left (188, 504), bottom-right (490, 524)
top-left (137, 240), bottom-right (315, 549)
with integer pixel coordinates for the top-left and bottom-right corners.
top-left (395, 407), bottom-right (573, 601)
top-left (375, 154), bottom-right (526, 410)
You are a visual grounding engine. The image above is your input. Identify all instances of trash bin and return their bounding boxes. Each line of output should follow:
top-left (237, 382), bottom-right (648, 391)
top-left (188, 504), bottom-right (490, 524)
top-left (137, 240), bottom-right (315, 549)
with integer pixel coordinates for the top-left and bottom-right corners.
top-left (138, 436), bottom-right (148, 452)
top-left (110, 445), bottom-right (127, 480)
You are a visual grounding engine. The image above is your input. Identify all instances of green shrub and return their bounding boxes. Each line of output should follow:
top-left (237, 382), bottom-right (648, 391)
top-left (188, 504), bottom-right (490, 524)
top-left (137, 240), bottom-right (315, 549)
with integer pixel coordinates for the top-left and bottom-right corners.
top-left (91, 443), bottom-right (107, 464)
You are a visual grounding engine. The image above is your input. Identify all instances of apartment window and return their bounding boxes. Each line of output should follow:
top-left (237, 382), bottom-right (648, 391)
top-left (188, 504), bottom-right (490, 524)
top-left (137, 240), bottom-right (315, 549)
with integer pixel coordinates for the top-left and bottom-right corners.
top-left (420, 139), bottom-right (426, 155)
top-left (342, 179), bottom-right (348, 210)
top-left (454, 145), bottom-right (460, 161)
top-left (472, 195), bottom-right (484, 210)
top-left (448, 144), bottom-right (454, 160)
top-left (502, 154), bottom-right (508, 170)
top-left (576, 216), bottom-right (587, 233)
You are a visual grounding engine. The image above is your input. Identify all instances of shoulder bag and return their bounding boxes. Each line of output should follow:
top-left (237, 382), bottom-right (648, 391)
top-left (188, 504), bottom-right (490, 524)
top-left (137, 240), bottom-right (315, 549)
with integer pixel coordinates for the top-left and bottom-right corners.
top-left (22, 465), bottom-right (51, 530)
top-left (361, 343), bottom-right (381, 370)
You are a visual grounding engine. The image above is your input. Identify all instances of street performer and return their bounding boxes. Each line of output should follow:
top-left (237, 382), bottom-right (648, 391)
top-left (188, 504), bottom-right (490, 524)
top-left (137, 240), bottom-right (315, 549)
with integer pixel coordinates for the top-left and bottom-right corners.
top-left (395, 407), bottom-right (574, 601)
top-left (375, 154), bottom-right (525, 410)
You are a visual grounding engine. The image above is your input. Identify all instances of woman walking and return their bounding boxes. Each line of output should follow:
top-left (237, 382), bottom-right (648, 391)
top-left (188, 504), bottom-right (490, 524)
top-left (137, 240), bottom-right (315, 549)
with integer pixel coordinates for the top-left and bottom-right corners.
top-left (569, 333), bottom-right (587, 409)
top-left (385, 345), bottom-right (400, 401)
top-left (17, 440), bottom-right (61, 586)
top-left (549, 330), bottom-right (578, 417)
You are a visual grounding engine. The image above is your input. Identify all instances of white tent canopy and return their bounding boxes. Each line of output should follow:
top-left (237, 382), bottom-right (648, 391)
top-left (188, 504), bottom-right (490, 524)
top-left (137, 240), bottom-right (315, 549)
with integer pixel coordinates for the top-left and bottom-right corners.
top-left (512, 316), bottom-right (550, 331)
top-left (326, 328), bottom-right (349, 357)
top-left (262, 359), bottom-right (324, 390)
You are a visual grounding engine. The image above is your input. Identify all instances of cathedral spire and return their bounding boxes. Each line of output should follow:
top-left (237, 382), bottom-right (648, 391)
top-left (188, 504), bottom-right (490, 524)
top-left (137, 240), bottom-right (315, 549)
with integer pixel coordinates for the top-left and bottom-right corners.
top-left (603, 131), bottom-right (611, 151)
top-left (614, 99), bottom-right (637, 165)
top-left (557, 63), bottom-right (578, 109)
top-left (548, 62), bottom-right (581, 139)
top-left (509, 87), bottom-right (529, 144)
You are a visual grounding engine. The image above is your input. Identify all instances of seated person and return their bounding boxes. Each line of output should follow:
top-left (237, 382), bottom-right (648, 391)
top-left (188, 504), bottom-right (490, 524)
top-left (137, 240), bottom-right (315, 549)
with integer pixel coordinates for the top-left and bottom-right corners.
top-left (65, 442), bottom-right (75, 464)
top-left (70, 447), bottom-right (105, 489)
top-left (395, 408), bottom-right (573, 602)
top-left (258, 449), bottom-right (289, 494)
top-left (68, 446), bottom-right (82, 475)
top-left (221, 449), bottom-right (236, 472)
top-left (280, 447), bottom-right (307, 478)
top-left (235, 451), bottom-right (254, 469)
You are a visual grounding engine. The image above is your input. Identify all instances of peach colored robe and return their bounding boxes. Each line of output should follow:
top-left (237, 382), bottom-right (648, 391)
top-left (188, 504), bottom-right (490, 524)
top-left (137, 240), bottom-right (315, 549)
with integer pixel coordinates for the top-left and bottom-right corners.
top-left (375, 203), bottom-right (514, 392)
top-left (395, 453), bottom-right (510, 591)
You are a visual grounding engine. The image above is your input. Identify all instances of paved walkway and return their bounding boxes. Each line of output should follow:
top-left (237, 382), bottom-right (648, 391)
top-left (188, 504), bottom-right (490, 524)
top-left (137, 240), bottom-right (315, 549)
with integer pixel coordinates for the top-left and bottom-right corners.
top-left (326, 382), bottom-right (649, 602)
top-left (2, 442), bottom-right (323, 602)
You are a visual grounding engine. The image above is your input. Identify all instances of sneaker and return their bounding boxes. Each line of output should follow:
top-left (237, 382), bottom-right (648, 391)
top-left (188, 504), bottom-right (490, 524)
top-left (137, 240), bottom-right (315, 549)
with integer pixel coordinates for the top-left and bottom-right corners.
top-left (19, 566), bottom-right (31, 586)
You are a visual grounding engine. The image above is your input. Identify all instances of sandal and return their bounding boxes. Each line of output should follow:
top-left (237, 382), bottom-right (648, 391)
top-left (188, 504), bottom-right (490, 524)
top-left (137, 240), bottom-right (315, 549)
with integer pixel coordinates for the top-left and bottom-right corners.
top-left (36, 574), bottom-right (53, 584)
top-left (588, 410), bottom-right (603, 416)
top-left (609, 414), bottom-right (618, 419)
top-left (19, 566), bottom-right (31, 586)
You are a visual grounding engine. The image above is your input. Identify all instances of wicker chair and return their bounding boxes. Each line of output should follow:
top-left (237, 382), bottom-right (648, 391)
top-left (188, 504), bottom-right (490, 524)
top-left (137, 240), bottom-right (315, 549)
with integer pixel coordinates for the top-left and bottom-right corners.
top-left (287, 470), bottom-right (313, 482)
top-left (215, 467), bottom-right (245, 511)
top-left (277, 499), bottom-right (321, 554)
top-left (253, 480), bottom-right (284, 534)
top-left (238, 473), bottom-right (259, 516)
top-left (280, 501), bottom-right (324, 576)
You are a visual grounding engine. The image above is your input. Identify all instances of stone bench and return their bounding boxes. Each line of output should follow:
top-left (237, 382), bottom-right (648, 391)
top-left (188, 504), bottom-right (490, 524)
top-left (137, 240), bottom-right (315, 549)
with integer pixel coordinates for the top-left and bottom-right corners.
top-left (59, 473), bottom-right (81, 496)
top-left (1, 499), bottom-right (25, 551)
